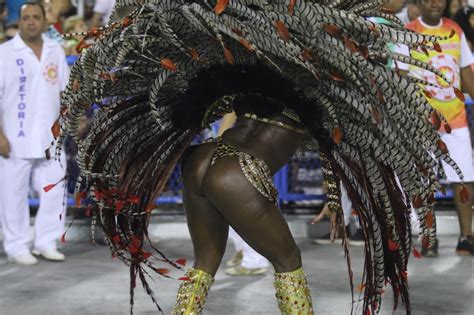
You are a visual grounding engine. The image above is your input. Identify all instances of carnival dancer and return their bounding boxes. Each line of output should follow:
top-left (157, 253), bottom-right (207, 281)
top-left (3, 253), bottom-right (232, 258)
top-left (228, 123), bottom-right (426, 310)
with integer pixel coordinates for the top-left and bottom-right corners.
top-left (57, 1), bottom-right (469, 314)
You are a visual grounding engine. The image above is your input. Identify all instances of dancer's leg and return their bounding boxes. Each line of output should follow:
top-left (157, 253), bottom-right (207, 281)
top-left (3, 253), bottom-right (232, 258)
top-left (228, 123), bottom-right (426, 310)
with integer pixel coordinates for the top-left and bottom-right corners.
top-left (172, 144), bottom-right (228, 315)
top-left (202, 157), bottom-right (314, 314)
top-left (203, 157), bottom-right (301, 273)
top-left (181, 144), bottom-right (229, 275)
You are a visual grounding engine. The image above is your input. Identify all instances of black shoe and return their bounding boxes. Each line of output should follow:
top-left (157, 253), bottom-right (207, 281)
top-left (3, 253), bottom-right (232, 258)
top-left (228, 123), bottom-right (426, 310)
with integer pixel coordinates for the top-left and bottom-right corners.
top-left (455, 236), bottom-right (474, 256)
top-left (421, 237), bottom-right (439, 257)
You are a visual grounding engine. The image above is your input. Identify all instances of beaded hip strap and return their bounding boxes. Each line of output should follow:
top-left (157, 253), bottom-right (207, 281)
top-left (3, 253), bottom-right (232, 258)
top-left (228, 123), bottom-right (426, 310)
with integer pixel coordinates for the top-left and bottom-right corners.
top-left (243, 113), bottom-right (307, 135)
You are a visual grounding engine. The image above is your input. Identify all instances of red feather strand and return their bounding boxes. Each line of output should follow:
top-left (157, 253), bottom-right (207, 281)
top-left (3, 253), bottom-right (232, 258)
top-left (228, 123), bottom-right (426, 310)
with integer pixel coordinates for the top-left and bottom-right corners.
top-left (412, 194), bottom-right (423, 208)
top-left (51, 120), bottom-right (61, 139)
top-left (412, 246), bottom-right (422, 259)
top-left (423, 90), bottom-right (433, 99)
top-left (426, 211), bottom-right (434, 229)
top-left (154, 268), bottom-right (170, 275)
top-left (43, 176), bottom-right (65, 193)
top-left (388, 239), bottom-right (399, 251)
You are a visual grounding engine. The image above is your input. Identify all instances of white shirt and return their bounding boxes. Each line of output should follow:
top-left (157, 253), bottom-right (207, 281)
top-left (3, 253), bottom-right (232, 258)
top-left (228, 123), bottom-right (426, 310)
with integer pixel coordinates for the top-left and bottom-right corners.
top-left (0, 34), bottom-right (70, 158)
top-left (93, 0), bottom-right (115, 25)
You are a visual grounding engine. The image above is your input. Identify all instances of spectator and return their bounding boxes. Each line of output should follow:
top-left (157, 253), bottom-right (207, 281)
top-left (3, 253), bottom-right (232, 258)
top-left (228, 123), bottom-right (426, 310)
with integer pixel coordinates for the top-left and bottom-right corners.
top-left (444, 0), bottom-right (462, 18)
top-left (225, 228), bottom-right (269, 276)
top-left (5, 0), bottom-right (26, 26)
top-left (454, 6), bottom-right (474, 51)
top-left (406, 0), bottom-right (474, 256)
top-left (4, 0), bottom-right (26, 39)
top-left (90, 0), bottom-right (115, 28)
top-left (0, 0), bottom-right (7, 43)
top-left (397, 0), bottom-right (422, 24)
top-left (63, 15), bottom-right (87, 55)
top-left (0, 1), bottom-right (70, 265)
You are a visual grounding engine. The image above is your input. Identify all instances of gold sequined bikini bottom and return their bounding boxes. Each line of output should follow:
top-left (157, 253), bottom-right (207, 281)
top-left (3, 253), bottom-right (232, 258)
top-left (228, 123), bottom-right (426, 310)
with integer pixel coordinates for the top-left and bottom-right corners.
top-left (205, 137), bottom-right (279, 205)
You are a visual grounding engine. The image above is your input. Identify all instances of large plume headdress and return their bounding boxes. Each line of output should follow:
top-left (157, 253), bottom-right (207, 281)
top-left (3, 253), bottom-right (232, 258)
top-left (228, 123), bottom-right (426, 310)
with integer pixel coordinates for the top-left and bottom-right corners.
top-left (54, 0), bottom-right (468, 314)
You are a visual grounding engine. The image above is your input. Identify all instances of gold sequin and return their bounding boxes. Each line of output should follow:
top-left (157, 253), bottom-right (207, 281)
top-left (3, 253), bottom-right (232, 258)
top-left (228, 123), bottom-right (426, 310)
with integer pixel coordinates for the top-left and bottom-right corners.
top-left (172, 268), bottom-right (214, 315)
top-left (274, 268), bottom-right (314, 315)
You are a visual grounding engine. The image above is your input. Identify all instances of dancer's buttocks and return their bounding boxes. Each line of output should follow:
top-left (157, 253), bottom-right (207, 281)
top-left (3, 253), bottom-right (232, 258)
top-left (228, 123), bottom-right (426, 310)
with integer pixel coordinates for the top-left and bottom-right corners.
top-left (184, 114), bottom-right (306, 204)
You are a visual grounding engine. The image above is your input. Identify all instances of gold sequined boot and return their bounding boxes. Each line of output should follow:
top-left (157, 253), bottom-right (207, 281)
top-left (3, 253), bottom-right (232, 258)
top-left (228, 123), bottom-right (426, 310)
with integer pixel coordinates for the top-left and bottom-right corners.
top-left (274, 268), bottom-right (314, 315)
top-left (172, 268), bottom-right (215, 315)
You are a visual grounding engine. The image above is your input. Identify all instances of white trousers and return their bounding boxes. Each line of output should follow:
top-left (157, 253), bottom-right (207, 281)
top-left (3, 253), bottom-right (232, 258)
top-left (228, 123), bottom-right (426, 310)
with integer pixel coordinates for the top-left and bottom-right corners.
top-left (341, 182), bottom-right (359, 228)
top-left (229, 228), bottom-right (269, 269)
top-left (0, 156), bottom-right (66, 257)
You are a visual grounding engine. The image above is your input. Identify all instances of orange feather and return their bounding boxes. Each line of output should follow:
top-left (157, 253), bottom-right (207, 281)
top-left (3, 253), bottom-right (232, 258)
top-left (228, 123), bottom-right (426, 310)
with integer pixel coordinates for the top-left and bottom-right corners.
top-left (332, 127), bottom-right (342, 144)
top-left (160, 58), bottom-right (177, 71)
top-left (431, 112), bottom-right (441, 130)
top-left (214, 0), bottom-right (229, 15)
top-left (223, 47), bottom-right (235, 64)
top-left (288, 0), bottom-right (296, 15)
top-left (274, 20), bottom-right (290, 41)
top-left (437, 139), bottom-right (448, 154)
top-left (454, 87), bottom-right (465, 102)
top-left (323, 24), bottom-right (342, 37)
top-left (412, 194), bottom-right (423, 208)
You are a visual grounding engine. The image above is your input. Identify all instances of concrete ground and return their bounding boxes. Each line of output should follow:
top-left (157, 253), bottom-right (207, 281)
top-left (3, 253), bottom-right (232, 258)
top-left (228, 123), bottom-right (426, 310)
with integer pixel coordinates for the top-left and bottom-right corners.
top-left (0, 235), bottom-right (472, 315)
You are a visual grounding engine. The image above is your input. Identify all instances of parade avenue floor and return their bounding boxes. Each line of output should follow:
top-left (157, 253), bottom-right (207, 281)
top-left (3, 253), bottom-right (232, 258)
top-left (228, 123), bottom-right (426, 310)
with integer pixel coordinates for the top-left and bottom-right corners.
top-left (0, 235), bottom-right (472, 315)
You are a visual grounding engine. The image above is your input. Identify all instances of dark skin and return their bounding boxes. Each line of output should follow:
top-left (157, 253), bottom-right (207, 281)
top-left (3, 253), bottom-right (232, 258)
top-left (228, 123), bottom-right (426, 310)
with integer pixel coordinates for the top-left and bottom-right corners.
top-left (181, 114), bottom-right (306, 275)
top-left (419, 0), bottom-right (446, 25)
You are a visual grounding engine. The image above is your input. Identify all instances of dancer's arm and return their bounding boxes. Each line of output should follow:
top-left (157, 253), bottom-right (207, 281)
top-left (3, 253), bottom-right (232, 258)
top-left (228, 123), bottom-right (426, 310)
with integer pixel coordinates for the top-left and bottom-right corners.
top-left (217, 112), bottom-right (237, 136)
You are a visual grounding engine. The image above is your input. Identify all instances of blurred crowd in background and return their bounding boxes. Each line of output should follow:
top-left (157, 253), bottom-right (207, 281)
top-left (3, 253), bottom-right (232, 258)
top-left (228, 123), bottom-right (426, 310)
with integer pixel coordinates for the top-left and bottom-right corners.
top-left (0, 0), bottom-right (115, 53)
top-left (0, 1), bottom-right (472, 56)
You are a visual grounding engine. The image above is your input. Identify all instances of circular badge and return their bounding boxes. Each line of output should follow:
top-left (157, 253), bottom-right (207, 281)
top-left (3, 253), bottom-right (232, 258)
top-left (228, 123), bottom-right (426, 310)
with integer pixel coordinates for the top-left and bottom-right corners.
top-left (43, 63), bottom-right (59, 85)
top-left (422, 54), bottom-right (459, 101)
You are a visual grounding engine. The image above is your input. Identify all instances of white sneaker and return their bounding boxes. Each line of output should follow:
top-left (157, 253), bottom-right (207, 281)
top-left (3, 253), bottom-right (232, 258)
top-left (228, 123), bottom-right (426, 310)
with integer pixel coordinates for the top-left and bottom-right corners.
top-left (32, 249), bottom-right (66, 262)
top-left (8, 252), bottom-right (39, 265)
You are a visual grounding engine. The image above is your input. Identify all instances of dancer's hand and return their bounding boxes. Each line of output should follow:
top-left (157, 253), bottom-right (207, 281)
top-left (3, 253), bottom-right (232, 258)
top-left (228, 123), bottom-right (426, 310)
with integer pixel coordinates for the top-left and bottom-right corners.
top-left (0, 133), bottom-right (10, 158)
top-left (311, 202), bottom-right (332, 224)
